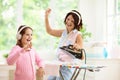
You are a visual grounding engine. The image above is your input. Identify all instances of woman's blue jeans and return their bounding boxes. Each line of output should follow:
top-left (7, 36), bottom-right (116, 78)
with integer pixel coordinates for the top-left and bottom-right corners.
top-left (47, 66), bottom-right (75, 80)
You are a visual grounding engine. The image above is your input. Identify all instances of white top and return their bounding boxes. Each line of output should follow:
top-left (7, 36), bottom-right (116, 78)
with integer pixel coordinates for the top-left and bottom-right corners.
top-left (57, 29), bottom-right (82, 62)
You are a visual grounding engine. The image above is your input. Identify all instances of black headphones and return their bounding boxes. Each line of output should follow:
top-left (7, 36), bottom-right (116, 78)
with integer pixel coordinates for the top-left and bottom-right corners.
top-left (70, 10), bottom-right (81, 25)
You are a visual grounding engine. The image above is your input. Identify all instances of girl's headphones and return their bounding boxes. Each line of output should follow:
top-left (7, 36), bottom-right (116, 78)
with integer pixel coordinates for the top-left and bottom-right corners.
top-left (16, 26), bottom-right (27, 40)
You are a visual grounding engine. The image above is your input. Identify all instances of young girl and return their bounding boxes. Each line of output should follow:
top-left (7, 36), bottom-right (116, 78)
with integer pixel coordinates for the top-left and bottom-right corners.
top-left (45, 8), bottom-right (84, 80)
top-left (7, 25), bottom-right (45, 80)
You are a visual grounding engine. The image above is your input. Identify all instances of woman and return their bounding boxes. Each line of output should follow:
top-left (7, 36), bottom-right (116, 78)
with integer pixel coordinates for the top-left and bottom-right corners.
top-left (45, 8), bottom-right (84, 80)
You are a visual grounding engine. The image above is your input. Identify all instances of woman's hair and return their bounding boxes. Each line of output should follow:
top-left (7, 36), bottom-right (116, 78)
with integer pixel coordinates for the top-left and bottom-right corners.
top-left (16, 25), bottom-right (33, 47)
top-left (64, 10), bottom-right (83, 31)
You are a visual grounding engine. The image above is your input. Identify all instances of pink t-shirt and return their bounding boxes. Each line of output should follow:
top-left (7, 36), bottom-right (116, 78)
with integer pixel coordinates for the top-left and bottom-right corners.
top-left (7, 45), bottom-right (44, 80)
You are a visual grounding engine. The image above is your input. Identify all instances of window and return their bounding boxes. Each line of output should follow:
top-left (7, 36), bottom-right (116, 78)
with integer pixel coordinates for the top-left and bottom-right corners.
top-left (107, 0), bottom-right (120, 58)
top-left (107, 0), bottom-right (120, 46)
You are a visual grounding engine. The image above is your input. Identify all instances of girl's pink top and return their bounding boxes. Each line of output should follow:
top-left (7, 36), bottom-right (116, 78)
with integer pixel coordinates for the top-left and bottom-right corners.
top-left (7, 45), bottom-right (44, 80)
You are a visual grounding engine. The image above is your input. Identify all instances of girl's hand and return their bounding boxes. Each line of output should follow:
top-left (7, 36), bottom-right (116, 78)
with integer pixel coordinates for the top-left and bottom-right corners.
top-left (23, 42), bottom-right (32, 51)
top-left (37, 67), bottom-right (45, 78)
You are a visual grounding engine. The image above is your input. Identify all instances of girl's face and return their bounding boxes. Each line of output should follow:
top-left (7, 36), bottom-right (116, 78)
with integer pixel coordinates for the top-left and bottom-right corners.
top-left (21, 28), bottom-right (32, 46)
top-left (65, 15), bottom-right (75, 33)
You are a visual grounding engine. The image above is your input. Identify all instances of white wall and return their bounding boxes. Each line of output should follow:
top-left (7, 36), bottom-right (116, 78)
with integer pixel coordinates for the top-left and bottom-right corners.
top-left (78, 0), bottom-right (107, 42)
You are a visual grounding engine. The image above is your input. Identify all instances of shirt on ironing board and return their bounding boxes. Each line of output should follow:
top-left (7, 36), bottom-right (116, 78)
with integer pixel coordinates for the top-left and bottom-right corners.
top-left (57, 29), bottom-right (82, 62)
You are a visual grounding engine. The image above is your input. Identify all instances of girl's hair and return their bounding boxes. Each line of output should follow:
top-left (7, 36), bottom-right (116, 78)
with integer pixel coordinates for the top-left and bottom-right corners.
top-left (16, 25), bottom-right (33, 47)
top-left (64, 10), bottom-right (83, 31)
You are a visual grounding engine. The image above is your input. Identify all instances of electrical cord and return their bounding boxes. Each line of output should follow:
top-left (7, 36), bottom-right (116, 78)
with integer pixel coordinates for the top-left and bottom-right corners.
top-left (81, 49), bottom-right (87, 80)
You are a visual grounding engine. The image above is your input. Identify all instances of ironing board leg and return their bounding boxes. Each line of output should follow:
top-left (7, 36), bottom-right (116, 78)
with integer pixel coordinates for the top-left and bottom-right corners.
top-left (70, 68), bottom-right (77, 80)
top-left (72, 69), bottom-right (81, 80)
top-left (59, 70), bottom-right (64, 80)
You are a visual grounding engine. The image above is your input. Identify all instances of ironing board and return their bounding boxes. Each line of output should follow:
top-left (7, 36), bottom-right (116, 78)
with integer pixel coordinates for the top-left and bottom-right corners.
top-left (59, 64), bottom-right (105, 80)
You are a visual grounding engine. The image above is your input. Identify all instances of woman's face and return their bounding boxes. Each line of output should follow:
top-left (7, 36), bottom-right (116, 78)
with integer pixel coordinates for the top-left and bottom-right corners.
top-left (21, 28), bottom-right (32, 46)
top-left (65, 15), bottom-right (75, 33)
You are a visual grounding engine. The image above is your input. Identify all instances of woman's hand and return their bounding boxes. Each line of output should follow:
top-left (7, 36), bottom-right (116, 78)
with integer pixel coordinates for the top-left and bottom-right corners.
top-left (73, 43), bottom-right (81, 50)
top-left (45, 8), bottom-right (51, 17)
